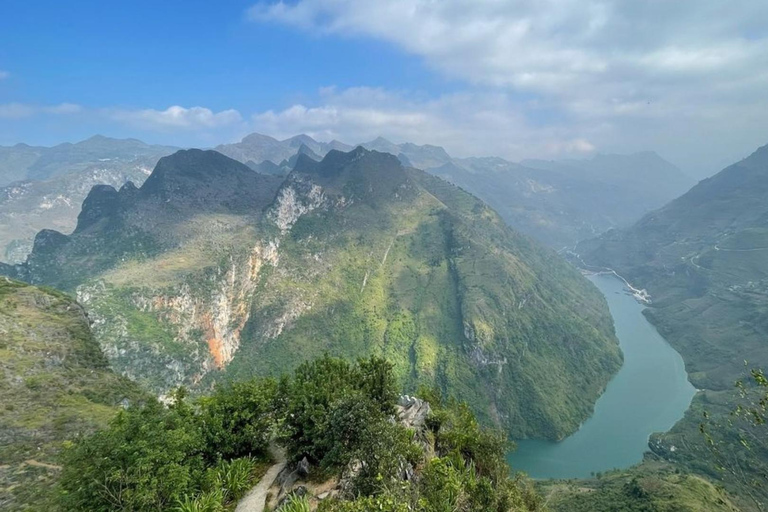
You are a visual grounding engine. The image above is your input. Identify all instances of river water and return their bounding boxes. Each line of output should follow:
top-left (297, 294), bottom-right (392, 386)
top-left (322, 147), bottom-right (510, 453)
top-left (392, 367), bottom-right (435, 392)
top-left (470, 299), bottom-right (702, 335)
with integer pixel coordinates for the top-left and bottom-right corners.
top-left (508, 273), bottom-right (696, 479)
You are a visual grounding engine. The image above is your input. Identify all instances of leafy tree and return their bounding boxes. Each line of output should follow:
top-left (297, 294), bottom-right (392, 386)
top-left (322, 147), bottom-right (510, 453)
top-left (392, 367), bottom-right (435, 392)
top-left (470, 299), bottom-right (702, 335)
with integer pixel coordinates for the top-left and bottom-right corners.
top-left (279, 355), bottom-right (400, 464)
top-left (59, 392), bottom-right (206, 511)
top-left (198, 378), bottom-right (277, 462)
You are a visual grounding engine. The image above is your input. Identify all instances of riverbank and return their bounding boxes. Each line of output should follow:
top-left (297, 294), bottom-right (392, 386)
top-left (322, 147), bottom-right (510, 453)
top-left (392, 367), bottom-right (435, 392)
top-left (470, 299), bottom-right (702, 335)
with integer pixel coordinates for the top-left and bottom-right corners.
top-left (508, 274), bottom-right (694, 479)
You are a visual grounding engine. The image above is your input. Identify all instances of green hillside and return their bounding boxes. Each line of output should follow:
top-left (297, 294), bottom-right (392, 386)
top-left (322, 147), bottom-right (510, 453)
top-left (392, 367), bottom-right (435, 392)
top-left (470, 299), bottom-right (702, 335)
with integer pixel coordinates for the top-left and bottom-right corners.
top-left (577, 143), bottom-right (768, 510)
top-left (3, 147), bottom-right (621, 441)
top-left (0, 278), bottom-right (146, 511)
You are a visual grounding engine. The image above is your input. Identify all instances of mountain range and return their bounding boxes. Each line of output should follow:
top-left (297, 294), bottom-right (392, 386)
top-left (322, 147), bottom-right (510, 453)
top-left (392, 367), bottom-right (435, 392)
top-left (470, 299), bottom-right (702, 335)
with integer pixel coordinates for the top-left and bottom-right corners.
top-left (1, 146), bottom-right (621, 440)
top-left (220, 133), bottom-right (694, 248)
top-left (0, 133), bottom-right (693, 265)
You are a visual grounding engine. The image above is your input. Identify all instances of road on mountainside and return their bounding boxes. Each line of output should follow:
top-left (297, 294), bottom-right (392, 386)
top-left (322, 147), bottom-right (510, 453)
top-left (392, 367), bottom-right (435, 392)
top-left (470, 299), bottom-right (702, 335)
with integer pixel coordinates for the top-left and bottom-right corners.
top-left (236, 445), bottom-right (287, 512)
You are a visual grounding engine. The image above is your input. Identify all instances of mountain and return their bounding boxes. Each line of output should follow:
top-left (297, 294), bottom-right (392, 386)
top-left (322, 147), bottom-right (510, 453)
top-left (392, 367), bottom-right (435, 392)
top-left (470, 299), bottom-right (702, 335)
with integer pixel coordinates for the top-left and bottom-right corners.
top-left (0, 278), bottom-right (146, 510)
top-left (576, 143), bottom-right (768, 509)
top-left (3, 147), bottom-right (621, 440)
top-left (219, 133), bottom-right (693, 248)
top-left (0, 136), bottom-right (176, 263)
top-left (216, 133), bottom-right (352, 171)
top-left (360, 136), bottom-right (453, 169)
top-left (0, 135), bottom-right (177, 186)
top-left (433, 151), bottom-right (694, 248)
top-left (578, 143), bottom-right (768, 390)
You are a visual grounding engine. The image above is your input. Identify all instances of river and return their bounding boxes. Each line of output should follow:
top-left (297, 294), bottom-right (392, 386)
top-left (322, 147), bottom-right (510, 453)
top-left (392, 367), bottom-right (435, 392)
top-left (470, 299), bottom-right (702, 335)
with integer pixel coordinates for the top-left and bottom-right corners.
top-left (508, 273), bottom-right (696, 479)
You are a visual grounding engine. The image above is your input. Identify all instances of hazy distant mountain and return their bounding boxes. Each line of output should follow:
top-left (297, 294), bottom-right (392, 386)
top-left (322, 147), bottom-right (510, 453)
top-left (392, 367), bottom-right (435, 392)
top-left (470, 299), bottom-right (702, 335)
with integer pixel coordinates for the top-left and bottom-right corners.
top-left (217, 133), bottom-right (453, 175)
top-left (2, 147), bottom-right (620, 440)
top-left (216, 133), bottom-right (352, 170)
top-left (219, 133), bottom-right (693, 248)
top-left (431, 151), bottom-right (694, 248)
top-left (361, 136), bottom-right (453, 169)
top-left (0, 135), bottom-right (177, 186)
top-left (0, 136), bottom-right (176, 263)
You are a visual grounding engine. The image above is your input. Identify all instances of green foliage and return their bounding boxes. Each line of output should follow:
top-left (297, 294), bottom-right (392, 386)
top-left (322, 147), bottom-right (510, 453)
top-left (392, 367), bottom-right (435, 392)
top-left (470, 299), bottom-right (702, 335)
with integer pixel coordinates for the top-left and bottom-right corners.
top-left (280, 493), bottom-right (312, 512)
top-left (319, 495), bottom-right (412, 512)
top-left (59, 395), bottom-right (207, 511)
top-left (58, 353), bottom-right (547, 512)
top-left (174, 489), bottom-right (225, 512)
top-left (279, 355), bottom-right (400, 465)
top-left (208, 457), bottom-right (256, 502)
top-left (58, 382), bottom-right (270, 511)
top-left (198, 378), bottom-right (278, 462)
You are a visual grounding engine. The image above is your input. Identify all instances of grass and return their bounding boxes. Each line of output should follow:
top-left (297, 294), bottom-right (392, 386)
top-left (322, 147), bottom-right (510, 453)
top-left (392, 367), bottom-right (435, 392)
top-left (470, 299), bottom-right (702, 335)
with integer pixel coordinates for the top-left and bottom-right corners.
top-left (541, 461), bottom-right (740, 512)
top-left (0, 279), bottom-right (147, 511)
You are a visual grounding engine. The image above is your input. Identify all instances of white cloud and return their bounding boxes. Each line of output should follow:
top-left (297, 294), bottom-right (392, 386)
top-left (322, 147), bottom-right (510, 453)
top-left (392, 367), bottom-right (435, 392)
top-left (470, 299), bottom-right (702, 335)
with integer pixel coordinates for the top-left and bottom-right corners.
top-left (252, 87), bottom-right (598, 160)
top-left (249, 0), bottom-right (768, 173)
top-left (250, 85), bottom-right (768, 174)
top-left (0, 102), bottom-right (82, 119)
top-left (109, 105), bottom-right (243, 131)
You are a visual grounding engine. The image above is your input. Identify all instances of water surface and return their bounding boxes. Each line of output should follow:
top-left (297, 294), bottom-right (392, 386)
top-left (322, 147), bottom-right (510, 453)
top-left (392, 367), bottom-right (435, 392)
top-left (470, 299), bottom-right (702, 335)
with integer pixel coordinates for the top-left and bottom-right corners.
top-left (508, 273), bottom-right (696, 479)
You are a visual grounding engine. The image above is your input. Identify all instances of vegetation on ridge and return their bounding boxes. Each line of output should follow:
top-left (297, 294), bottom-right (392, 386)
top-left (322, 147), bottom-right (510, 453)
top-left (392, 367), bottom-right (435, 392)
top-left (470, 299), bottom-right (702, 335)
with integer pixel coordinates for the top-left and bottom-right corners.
top-left (59, 355), bottom-right (542, 512)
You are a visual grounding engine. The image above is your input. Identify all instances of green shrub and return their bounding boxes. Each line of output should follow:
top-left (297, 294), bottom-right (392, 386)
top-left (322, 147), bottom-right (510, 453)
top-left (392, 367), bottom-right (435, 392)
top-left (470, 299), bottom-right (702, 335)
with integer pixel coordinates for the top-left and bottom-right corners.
top-left (212, 457), bottom-right (254, 501)
top-left (280, 355), bottom-right (399, 464)
top-left (59, 392), bottom-right (207, 511)
top-left (280, 493), bottom-right (311, 512)
top-left (174, 489), bottom-right (225, 512)
top-left (198, 378), bottom-right (277, 462)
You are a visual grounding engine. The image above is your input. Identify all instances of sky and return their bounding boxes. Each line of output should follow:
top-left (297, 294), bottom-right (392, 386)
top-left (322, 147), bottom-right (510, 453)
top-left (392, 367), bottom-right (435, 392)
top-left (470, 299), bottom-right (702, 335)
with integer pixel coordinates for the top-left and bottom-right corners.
top-left (1, 1), bottom-right (767, 177)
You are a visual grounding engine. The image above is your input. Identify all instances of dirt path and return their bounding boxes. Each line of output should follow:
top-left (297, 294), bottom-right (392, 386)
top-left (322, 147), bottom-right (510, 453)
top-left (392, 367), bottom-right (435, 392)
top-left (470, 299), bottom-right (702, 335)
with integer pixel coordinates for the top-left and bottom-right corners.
top-left (236, 445), bottom-right (287, 512)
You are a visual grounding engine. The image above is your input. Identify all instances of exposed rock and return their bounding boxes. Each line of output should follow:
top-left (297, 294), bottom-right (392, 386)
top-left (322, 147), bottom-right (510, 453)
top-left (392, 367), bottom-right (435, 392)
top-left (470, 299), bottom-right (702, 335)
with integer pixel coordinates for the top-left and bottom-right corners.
top-left (269, 176), bottom-right (325, 232)
top-left (397, 395), bottom-right (432, 430)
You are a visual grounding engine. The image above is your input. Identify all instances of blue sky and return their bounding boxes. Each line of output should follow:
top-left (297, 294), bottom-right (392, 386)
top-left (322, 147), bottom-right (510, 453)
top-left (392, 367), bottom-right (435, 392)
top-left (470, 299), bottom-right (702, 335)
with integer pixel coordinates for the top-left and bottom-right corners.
top-left (2, 1), bottom-right (768, 175)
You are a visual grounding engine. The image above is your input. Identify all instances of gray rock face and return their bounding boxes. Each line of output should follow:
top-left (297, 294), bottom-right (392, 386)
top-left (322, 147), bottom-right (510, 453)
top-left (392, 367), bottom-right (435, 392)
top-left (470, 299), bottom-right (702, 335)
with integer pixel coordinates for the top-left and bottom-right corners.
top-left (396, 395), bottom-right (432, 430)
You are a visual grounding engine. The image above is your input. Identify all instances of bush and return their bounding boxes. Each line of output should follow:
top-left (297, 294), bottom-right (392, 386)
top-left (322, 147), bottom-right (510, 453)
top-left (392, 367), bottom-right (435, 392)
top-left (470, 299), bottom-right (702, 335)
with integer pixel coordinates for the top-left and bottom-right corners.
top-left (59, 392), bottom-right (207, 511)
top-left (203, 457), bottom-right (256, 502)
top-left (174, 489), bottom-right (225, 512)
top-left (198, 378), bottom-right (277, 462)
top-left (280, 493), bottom-right (312, 512)
top-left (280, 355), bottom-right (399, 464)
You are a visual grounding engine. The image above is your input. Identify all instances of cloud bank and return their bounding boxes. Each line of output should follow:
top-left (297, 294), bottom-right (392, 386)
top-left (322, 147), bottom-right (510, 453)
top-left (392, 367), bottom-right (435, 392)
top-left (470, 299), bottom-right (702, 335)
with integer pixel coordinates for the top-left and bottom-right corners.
top-left (108, 105), bottom-right (243, 131)
top-left (249, 0), bottom-right (768, 173)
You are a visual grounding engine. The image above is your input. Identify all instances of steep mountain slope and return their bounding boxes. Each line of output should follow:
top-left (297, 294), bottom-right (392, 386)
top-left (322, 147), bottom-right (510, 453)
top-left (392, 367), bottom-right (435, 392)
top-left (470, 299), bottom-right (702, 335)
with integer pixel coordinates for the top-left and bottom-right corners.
top-left (3, 147), bottom-right (621, 440)
top-left (0, 160), bottom-right (158, 263)
top-left (578, 143), bottom-right (768, 390)
top-left (576, 143), bottom-right (768, 510)
top-left (0, 278), bottom-right (146, 511)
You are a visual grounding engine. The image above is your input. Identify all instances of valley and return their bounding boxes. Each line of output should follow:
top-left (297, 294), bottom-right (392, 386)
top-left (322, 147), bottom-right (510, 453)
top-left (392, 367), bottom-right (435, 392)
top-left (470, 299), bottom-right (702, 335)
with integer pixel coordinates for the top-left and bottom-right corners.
top-left (1, 146), bottom-right (622, 441)
top-left (510, 273), bottom-right (695, 479)
top-left (1, 135), bottom-right (766, 512)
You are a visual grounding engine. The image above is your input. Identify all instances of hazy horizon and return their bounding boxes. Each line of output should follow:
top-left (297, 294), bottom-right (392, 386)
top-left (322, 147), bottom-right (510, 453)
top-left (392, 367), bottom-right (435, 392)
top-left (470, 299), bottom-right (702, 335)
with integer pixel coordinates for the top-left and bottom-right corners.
top-left (2, 1), bottom-right (767, 178)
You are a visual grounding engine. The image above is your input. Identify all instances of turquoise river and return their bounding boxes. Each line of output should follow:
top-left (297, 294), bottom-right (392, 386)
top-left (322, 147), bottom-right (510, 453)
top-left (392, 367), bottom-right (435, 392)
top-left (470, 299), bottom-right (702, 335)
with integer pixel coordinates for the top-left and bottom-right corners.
top-left (509, 273), bottom-right (696, 479)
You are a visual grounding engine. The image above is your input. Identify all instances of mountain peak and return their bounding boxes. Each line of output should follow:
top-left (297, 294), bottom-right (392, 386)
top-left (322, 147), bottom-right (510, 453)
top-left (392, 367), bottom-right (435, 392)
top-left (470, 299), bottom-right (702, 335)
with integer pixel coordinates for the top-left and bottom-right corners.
top-left (286, 134), bottom-right (318, 148)
top-left (241, 132), bottom-right (280, 145)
